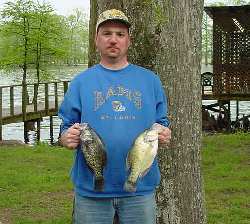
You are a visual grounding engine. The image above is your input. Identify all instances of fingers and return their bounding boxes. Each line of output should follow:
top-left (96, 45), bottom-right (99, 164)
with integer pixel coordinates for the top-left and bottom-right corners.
top-left (158, 127), bottom-right (171, 145)
top-left (60, 123), bottom-right (81, 149)
top-left (68, 123), bottom-right (81, 139)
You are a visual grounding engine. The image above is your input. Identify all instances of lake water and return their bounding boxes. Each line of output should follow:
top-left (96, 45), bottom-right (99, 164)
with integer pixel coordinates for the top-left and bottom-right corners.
top-left (203, 100), bottom-right (250, 119)
top-left (1, 66), bottom-right (250, 143)
top-left (0, 65), bottom-right (87, 144)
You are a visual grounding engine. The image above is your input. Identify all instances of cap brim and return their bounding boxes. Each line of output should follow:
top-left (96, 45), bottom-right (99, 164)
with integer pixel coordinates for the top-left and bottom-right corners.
top-left (97, 19), bottom-right (131, 30)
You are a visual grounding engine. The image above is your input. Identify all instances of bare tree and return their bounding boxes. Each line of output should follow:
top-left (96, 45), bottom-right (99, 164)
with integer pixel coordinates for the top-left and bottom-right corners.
top-left (89, 1), bottom-right (206, 223)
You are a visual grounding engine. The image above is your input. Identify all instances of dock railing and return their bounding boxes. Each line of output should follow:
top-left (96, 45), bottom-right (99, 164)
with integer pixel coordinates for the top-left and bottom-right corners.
top-left (0, 80), bottom-right (70, 141)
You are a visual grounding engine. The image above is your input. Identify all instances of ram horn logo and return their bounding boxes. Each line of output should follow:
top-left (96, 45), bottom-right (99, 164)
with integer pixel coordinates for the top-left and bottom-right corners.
top-left (112, 101), bottom-right (126, 112)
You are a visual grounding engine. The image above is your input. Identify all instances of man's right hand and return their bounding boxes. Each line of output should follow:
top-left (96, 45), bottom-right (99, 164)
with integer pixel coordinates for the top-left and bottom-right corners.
top-left (59, 123), bottom-right (81, 149)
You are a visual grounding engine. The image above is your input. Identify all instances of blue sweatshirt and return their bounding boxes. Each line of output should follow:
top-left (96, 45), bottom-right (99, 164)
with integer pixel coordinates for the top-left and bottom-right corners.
top-left (58, 64), bottom-right (169, 197)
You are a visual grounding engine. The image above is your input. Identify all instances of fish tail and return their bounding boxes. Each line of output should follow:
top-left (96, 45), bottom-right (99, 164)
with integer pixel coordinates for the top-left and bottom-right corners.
top-left (124, 180), bottom-right (137, 192)
top-left (94, 176), bottom-right (104, 191)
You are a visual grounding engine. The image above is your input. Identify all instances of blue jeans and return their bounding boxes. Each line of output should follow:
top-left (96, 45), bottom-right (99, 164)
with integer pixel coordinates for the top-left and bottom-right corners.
top-left (73, 193), bottom-right (156, 224)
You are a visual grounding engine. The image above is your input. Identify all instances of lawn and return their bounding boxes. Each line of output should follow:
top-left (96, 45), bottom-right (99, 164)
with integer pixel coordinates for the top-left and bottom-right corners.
top-left (0, 144), bottom-right (74, 224)
top-left (202, 133), bottom-right (250, 224)
top-left (0, 133), bottom-right (249, 223)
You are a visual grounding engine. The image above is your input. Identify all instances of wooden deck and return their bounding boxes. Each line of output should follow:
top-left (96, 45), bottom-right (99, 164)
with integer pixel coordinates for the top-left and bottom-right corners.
top-left (1, 76), bottom-right (249, 142)
top-left (1, 101), bottom-right (57, 125)
top-left (0, 81), bottom-right (70, 141)
top-left (202, 73), bottom-right (250, 100)
top-left (203, 93), bottom-right (250, 100)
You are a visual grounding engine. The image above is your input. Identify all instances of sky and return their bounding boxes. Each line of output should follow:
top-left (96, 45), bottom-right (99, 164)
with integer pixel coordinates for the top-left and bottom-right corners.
top-left (48, 0), bottom-right (90, 16)
top-left (0, 0), bottom-right (90, 16)
top-left (0, 0), bottom-right (238, 16)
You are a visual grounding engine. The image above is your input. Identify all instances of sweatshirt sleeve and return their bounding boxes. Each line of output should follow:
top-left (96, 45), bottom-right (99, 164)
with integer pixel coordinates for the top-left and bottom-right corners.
top-left (58, 79), bottom-right (81, 134)
top-left (155, 76), bottom-right (170, 127)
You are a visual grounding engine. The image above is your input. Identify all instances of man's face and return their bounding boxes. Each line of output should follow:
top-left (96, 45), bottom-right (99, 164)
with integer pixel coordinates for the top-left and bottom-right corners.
top-left (95, 21), bottom-right (130, 61)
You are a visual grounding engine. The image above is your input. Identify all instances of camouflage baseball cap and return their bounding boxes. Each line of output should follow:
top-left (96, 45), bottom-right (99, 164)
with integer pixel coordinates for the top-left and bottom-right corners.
top-left (96, 9), bottom-right (131, 30)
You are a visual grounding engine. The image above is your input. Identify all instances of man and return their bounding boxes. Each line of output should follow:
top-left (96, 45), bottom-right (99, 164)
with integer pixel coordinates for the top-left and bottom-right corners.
top-left (59, 9), bottom-right (171, 224)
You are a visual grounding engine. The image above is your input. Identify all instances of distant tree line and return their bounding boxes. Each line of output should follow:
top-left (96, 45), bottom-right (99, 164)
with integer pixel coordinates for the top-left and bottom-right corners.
top-left (0, 0), bottom-right (249, 83)
top-left (0, 0), bottom-right (88, 84)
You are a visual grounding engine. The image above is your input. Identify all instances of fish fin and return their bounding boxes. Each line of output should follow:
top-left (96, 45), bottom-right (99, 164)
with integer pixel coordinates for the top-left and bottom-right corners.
top-left (126, 152), bottom-right (131, 170)
top-left (124, 180), bottom-right (136, 192)
top-left (94, 176), bottom-right (104, 191)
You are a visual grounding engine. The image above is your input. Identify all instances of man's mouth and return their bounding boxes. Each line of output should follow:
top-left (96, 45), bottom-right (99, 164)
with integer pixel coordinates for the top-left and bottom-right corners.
top-left (108, 47), bottom-right (119, 51)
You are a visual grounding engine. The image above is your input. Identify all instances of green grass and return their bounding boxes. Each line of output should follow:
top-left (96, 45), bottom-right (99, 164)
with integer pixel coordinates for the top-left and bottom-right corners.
top-left (0, 144), bottom-right (74, 223)
top-left (202, 133), bottom-right (250, 224)
top-left (0, 133), bottom-right (249, 223)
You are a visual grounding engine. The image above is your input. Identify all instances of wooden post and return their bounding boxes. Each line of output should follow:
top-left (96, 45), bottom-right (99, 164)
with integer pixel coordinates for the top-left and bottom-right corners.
top-left (24, 121), bottom-right (29, 144)
top-left (10, 86), bottom-right (14, 116)
top-left (34, 83), bottom-right (38, 112)
top-left (63, 81), bottom-right (69, 95)
top-left (54, 82), bottom-right (58, 111)
top-left (50, 116), bottom-right (54, 145)
top-left (45, 83), bottom-right (49, 114)
top-left (228, 100), bottom-right (231, 131)
top-left (201, 74), bottom-right (204, 95)
top-left (113, 213), bottom-right (119, 224)
top-left (0, 87), bottom-right (2, 141)
top-left (22, 83), bottom-right (27, 121)
top-left (228, 100), bottom-right (231, 121)
top-left (37, 119), bottom-right (41, 142)
top-left (236, 100), bottom-right (239, 120)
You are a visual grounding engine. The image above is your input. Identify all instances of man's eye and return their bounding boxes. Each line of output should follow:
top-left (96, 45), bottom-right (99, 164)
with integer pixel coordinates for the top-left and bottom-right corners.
top-left (103, 32), bottom-right (111, 36)
top-left (117, 33), bottom-right (125, 37)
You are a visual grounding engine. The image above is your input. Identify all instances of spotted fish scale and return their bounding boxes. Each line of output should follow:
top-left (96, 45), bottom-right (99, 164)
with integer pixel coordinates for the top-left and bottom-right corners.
top-left (79, 123), bottom-right (107, 191)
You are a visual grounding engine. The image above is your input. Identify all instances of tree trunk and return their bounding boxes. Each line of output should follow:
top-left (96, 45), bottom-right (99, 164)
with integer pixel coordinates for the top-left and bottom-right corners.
top-left (153, 1), bottom-right (206, 223)
top-left (22, 15), bottom-right (29, 105)
top-left (89, 1), bottom-right (206, 223)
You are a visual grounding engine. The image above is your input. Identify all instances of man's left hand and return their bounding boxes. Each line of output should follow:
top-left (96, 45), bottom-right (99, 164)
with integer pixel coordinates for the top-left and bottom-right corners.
top-left (158, 126), bottom-right (171, 145)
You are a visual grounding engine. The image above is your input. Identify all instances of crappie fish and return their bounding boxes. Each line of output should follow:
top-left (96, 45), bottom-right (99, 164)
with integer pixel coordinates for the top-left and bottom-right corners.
top-left (124, 123), bottom-right (162, 192)
top-left (79, 123), bottom-right (107, 191)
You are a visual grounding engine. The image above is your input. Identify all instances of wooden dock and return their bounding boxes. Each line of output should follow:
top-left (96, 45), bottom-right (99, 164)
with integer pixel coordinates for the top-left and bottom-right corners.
top-left (0, 81), bottom-right (70, 142)
top-left (1, 74), bottom-right (249, 142)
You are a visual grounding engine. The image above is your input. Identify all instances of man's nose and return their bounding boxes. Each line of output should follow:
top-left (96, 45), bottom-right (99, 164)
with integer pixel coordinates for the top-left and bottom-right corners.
top-left (109, 34), bottom-right (118, 43)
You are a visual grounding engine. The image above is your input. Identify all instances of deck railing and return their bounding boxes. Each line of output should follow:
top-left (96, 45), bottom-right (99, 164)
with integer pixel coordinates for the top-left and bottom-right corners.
top-left (0, 80), bottom-right (70, 141)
